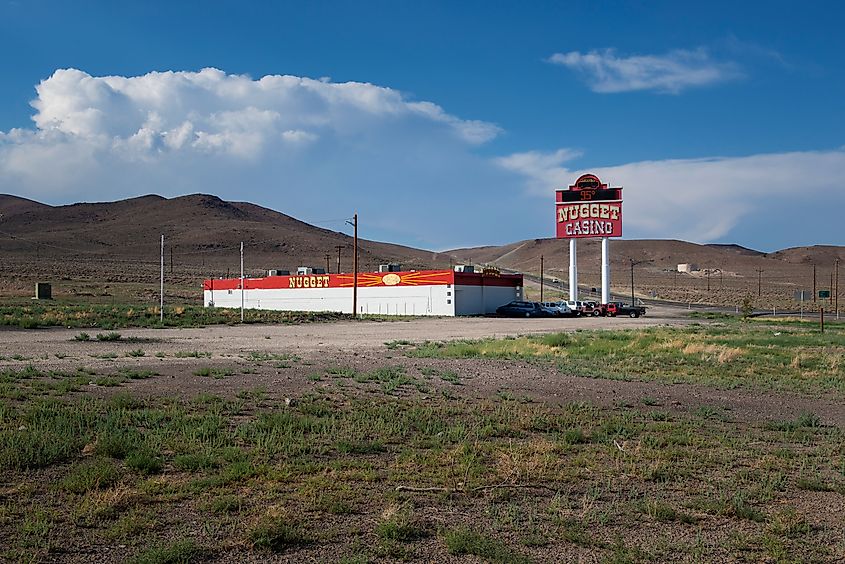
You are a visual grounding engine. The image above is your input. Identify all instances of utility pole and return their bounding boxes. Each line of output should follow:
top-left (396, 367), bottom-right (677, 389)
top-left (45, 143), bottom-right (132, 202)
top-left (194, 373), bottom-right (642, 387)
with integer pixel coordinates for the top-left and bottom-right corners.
top-left (813, 264), bottom-right (817, 303)
top-left (335, 245), bottom-right (343, 274)
top-left (170, 246), bottom-right (173, 275)
top-left (540, 255), bottom-right (544, 303)
top-left (835, 259), bottom-right (840, 319)
top-left (830, 268), bottom-right (834, 309)
top-left (757, 268), bottom-right (763, 298)
top-left (353, 215), bottom-right (358, 317)
top-left (240, 241), bottom-right (244, 322)
top-left (346, 214), bottom-right (358, 317)
top-left (160, 235), bottom-right (164, 323)
top-left (325, 253), bottom-right (331, 274)
top-left (706, 270), bottom-right (711, 292)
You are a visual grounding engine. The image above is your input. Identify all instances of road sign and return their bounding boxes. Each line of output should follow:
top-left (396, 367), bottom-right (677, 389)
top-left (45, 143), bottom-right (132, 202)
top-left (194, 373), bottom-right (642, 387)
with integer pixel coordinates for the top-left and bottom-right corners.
top-left (794, 290), bottom-right (812, 301)
top-left (819, 290), bottom-right (831, 298)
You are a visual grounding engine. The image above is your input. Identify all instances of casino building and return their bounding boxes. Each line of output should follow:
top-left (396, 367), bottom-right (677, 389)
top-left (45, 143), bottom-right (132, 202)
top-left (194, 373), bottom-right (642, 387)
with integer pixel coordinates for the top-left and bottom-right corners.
top-left (203, 267), bottom-right (523, 316)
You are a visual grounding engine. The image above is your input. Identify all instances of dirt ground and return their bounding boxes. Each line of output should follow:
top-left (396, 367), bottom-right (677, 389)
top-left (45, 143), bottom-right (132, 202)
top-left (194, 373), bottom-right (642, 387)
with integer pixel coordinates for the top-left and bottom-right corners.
top-left (2, 305), bottom-right (842, 428)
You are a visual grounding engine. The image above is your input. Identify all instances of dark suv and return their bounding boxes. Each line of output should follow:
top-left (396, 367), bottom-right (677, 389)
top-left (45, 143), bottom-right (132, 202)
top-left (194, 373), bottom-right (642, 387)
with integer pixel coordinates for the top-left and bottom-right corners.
top-left (496, 301), bottom-right (549, 318)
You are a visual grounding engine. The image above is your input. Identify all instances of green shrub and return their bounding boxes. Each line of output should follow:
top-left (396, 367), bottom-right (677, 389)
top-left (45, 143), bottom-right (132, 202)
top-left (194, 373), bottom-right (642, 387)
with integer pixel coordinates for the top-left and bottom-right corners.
top-left (59, 459), bottom-right (120, 494)
top-left (126, 450), bottom-right (163, 475)
top-left (249, 516), bottom-right (309, 552)
top-left (95, 332), bottom-right (122, 342)
top-left (131, 539), bottom-right (202, 564)
top-left (443, 527), bottom-right (530, 563)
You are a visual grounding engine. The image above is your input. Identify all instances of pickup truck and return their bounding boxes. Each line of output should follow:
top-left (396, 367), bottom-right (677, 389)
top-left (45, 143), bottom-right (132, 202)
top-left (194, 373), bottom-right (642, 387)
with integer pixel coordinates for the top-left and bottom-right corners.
top-left (591, 302), bottom-right (647, 318)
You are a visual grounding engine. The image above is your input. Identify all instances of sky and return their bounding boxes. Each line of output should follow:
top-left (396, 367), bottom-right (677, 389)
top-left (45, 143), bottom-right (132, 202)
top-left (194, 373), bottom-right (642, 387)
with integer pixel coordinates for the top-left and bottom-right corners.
top-left (0, 1), bottom-right (843, 252)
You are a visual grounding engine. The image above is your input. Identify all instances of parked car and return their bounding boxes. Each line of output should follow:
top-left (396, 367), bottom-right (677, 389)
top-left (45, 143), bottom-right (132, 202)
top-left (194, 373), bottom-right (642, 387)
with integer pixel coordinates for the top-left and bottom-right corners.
top-left (591, 302), bottom-right (647, 317)
top-left (496, 301), bottom-right (551, 318)
top-left (564, 300), bottom-right (585, 316)
top-left (541, 301), bottom-right (574, 317)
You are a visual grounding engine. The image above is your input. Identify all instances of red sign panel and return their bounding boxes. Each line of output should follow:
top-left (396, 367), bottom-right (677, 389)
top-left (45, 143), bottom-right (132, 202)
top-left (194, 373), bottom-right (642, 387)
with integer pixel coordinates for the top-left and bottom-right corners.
top-left (556, 202), bottom-right (622, 238)
top-left (555, 174), bottom-right (623, 239)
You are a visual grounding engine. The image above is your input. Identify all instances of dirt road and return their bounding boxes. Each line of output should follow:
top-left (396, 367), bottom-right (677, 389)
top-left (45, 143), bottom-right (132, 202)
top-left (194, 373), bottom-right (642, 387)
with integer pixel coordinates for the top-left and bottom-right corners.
top-left (2, 306), bottom-right (842, 428)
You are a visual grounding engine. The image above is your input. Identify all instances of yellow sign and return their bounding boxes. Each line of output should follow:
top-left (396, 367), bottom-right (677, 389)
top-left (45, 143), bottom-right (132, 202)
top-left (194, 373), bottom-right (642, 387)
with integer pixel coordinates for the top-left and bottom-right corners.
top-left (289, 276), bottom-right (331, 289)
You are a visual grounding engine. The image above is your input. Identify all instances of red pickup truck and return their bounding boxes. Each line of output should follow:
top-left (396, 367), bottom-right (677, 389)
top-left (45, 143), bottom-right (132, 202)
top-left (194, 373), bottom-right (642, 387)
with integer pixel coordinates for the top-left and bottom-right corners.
top-left (592, 302), bottom-right (647, 318)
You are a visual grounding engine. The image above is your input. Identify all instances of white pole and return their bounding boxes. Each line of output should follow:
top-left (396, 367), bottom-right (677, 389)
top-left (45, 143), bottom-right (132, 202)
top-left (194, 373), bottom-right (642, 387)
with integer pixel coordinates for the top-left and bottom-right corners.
top-left (160, 234), bottom-right (164, 323)
top-left (240, 241), bottom-right (244, 322)
top-left (601, 237), bottom-right (610, 304)
top-left (569, 238), bottom-right (578, 301)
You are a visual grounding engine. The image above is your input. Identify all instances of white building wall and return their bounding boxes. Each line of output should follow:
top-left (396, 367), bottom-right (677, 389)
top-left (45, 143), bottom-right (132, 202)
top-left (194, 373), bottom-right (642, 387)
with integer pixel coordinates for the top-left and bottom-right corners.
top-left (205, 283), bottom-right (456, 316)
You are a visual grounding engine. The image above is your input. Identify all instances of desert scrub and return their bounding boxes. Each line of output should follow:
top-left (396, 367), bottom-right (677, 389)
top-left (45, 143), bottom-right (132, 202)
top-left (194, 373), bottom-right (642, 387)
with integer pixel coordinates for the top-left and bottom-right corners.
top-left (406, 322), bottom-right (845, 395)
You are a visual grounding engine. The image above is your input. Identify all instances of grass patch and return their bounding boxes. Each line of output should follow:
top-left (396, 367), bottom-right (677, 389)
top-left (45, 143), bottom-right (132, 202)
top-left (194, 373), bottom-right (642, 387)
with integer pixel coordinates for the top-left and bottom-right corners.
top-left (59, 459), bottom-right (121, 494)
top-left (406, 322), bottom-right (845, 395)
top-left (130, 539), bottom-right (202, 564)
top-left (1, 386), bottom-right (842, 561)
top-left (95, 332), bottom-right (122, 342)
top-left (443, 527), bottom-right (530, 563)
top-left (249, 516), bottom-right (310, 552)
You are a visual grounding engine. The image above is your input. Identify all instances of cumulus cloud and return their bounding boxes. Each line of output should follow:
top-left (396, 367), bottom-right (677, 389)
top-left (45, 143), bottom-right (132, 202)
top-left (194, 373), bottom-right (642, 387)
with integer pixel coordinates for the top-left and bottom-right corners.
top-left (0, 68), bottom-right (512, 248)
top-left (497, 147), bottom-right (845, 248)
top-left (547, 48), bottom-right (741, 93)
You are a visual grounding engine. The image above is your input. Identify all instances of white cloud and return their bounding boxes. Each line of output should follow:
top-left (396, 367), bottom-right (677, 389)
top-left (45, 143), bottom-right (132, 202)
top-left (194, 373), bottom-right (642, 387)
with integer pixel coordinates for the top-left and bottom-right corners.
top-left (498, 147), bottom-right (845, 247)
top-left (548, 48), bottom-right (741, 93)
top-left (0, 67), bottom-right (514, 248)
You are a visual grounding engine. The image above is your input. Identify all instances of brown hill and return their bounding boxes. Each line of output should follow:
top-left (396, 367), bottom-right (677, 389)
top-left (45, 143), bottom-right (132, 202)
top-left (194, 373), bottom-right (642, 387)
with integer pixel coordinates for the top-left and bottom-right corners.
top-left (0, 193), bottom-right (841, 311)
top-left (448, 238), bottom-right (843, 310)
top-left (0, 193), bottom-right (450, 300)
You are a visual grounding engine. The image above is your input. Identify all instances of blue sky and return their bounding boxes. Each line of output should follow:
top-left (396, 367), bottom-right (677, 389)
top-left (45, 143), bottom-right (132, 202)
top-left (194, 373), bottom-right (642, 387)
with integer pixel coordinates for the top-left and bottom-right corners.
top-left (1, 1), bottom-right (843, 251)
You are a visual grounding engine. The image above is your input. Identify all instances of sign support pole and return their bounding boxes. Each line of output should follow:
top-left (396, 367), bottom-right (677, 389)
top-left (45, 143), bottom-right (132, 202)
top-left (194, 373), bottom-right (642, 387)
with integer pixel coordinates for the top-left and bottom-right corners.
top-left (601, 237), bottom-right (610, 305)
top-left (160, 235), bottom-right (164, 323)
top-left (569, 238), bottom-right (577, 301)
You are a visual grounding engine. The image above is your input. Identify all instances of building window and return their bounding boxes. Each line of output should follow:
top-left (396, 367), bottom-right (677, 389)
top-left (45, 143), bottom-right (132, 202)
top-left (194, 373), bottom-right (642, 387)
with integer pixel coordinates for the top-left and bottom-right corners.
top-left (447, 291), bottom-right (452, 296)
top-left (447, 284), bottom-right (451, 288)
top-left (447, 299), bottom-right (452, 304)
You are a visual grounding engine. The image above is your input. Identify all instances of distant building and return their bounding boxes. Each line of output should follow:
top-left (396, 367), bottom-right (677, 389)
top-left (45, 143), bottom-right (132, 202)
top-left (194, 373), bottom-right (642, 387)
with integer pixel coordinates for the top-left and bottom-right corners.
top-left (677, 263), bottom-right (699, 273)
top-left (203, 269), bottom-right (523, 316)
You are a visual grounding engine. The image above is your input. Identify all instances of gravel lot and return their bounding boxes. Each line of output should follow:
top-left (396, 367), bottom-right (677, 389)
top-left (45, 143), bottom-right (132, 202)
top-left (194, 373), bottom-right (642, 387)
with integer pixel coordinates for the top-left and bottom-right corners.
top-left (2, 306), bottom-right (842, 427)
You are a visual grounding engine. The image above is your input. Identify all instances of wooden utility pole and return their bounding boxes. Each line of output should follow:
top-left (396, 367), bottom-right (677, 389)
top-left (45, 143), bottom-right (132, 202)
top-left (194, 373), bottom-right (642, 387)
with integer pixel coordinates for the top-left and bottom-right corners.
top-left (346, 215), bottom-right (358, 317)
top-left (813, 264), bottom-right (817, 302)
top-left (830, 269), bottom-right (835, 308)
top-left (540, 255), bottom-right (544, 303)
top-left (324, 253), bottom-right (331, 274)
top-left (240, 241), bottom-right (244, 322)
top-left (335, 245), bottom-right (344, 274)
top-left (835, 259), bottom-right (840, 319)
top-left (353, 214), bottom-right (358, 318)
top-left (160, 235), bottom-right (164, 323)
top-left (757, 268), bottom-right (763, 298)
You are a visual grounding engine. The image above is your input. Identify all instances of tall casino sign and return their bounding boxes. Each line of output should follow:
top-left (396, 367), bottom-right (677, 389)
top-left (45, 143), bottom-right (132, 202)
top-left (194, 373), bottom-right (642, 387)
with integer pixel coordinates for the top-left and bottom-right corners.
top-left (555, 174), bottom-right (623, 239)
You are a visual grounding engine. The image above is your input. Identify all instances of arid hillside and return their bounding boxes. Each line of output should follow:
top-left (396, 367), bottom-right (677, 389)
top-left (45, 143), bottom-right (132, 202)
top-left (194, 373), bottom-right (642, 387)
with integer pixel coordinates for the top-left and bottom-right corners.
top-left (449, 238), bottom-right (843, 311)
top-left (0, 193), bottom-right (841, 311)
top-left (0, 194), bottom-right (450, 301)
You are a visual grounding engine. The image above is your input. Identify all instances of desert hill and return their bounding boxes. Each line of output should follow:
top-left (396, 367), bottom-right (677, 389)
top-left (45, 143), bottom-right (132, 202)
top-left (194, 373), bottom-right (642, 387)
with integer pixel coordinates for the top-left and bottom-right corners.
top-left (0, 193), bottom-right (448, 275)
top-left (0, 193), bottom-right (841, 310)
top-left (448, 237), bottom-right (843, 309)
